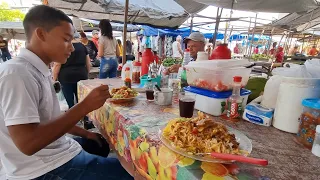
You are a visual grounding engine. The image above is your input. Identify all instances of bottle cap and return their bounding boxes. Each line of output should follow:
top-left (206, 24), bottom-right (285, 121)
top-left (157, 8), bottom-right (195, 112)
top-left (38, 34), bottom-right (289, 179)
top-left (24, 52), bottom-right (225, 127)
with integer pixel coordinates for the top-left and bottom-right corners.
top-left (185, 48), bottom-right (190, 52)
top-left (317, 125), bottom-right (320, 133)
top-left (233, 76), bottom-right (242, 83)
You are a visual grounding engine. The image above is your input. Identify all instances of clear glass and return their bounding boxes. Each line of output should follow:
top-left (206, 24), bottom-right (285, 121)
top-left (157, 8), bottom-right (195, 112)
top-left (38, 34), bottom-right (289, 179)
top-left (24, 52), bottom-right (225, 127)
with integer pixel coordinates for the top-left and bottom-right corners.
top-left (179, 93), bottom-right (196, 118)
top-left (132, 66), bottom-right (141, 84)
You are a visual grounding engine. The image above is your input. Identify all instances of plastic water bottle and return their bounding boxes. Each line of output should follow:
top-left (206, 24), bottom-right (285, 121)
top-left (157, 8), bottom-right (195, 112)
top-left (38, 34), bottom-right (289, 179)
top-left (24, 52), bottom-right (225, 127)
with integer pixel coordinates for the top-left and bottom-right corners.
top-left (121, 60), bottom-right (133, 80)
top-left (182, 49), bottom-right (191, 66)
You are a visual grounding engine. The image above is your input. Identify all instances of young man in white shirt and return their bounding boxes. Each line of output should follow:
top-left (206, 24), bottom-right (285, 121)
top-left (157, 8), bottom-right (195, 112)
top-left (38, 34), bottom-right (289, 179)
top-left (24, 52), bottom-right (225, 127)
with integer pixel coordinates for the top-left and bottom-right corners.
top-left (0, 5), bottom-right (133, 180)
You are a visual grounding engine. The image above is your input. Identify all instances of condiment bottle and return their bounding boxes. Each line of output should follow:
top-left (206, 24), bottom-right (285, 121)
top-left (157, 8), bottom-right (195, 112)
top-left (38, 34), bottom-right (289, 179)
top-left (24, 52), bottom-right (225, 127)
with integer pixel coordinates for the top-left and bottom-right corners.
top-left (226, 76), bottom-right (243, 121)
top-left (312, 125), bottom-right (320, 157)
top-left (124, 77), bottom-right (132, 88)
top-left (132, 61), bottom-right (141, 84)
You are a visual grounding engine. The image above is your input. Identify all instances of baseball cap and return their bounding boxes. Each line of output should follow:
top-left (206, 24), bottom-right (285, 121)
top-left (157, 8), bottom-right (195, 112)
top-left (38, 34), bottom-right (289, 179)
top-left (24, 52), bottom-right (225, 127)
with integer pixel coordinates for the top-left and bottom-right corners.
top-left (184, 32), bottom-right (205, 43)
top-left (92, 30), bottom-right (99, 35)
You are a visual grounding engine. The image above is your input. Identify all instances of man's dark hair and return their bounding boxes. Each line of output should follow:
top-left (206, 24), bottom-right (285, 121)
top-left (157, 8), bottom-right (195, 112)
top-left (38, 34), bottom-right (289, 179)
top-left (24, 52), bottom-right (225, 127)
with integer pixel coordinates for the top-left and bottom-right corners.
top-left (23, 5), bottom-right (73, 41)
top-left (99, 19), bottom-right (113, 39)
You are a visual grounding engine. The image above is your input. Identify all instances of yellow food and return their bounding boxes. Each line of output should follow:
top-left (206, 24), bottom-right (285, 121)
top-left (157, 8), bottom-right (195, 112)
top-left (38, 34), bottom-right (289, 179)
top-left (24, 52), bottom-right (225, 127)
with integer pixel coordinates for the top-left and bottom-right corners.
top-left (163, 112), bottom-right (240, 155)
top-left (111, 86), bottom-right (138, 99)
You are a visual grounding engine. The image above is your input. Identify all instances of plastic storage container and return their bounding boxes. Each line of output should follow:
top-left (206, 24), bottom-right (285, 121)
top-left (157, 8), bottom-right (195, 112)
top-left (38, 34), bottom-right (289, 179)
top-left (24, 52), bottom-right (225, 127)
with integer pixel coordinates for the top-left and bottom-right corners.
top-left (139, 74), bottom-right (161, 88)
top-left (184, 86), bottom-right (251, 116)
top-left (186, 66), bottom-right (251, 92)
top-left (296, 99), bottom-right (320, 149)
top-left (132, 61), bottom-right (141, 84)
top-left (312, 125), bottom-right (320, 157)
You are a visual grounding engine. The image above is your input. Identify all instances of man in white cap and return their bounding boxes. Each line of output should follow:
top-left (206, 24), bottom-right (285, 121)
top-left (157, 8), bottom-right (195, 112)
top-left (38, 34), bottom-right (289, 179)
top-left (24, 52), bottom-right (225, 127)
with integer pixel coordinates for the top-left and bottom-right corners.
top-left (184, 32), bottom-right (206, 61)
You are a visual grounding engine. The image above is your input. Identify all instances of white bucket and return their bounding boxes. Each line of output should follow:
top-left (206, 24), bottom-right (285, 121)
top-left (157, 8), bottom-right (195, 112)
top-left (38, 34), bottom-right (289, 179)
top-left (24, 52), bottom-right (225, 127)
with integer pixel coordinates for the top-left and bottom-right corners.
top-left (273, 77), bottom-right (320, 133)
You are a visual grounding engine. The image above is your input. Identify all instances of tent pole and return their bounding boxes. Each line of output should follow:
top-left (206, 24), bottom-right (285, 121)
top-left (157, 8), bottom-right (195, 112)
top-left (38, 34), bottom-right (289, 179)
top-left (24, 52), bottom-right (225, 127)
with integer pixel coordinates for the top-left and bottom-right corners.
top-left (122, 0), bottom-right (129, 65)
top-left (224, 0), bottom-right (234, 44)
top-left (249, 13), bottom-right (258, 57)
top-left (244, 17), bottom-right (252, 56)
top-left (190, 14), bottom-right (194, 34)
top-left (212, 7), bottom-right (223, 48)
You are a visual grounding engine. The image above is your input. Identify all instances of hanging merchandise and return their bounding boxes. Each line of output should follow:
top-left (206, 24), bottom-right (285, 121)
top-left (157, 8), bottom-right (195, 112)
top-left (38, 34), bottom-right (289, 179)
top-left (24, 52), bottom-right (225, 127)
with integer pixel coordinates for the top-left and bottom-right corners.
top-left (164, 35), bottom-right (173, 57)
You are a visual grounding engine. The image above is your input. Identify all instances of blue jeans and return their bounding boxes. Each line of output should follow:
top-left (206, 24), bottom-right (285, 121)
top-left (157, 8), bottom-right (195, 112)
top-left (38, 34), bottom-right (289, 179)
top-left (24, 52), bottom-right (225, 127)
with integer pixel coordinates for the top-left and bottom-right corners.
top-left (99, 57), bottom-right (118, 79)
top-left (1, 51), bottom-right (11, 62)
top-left (35, 138), bottom-right (133, 180)
top-left (61, 82), bottom-right (78, 108)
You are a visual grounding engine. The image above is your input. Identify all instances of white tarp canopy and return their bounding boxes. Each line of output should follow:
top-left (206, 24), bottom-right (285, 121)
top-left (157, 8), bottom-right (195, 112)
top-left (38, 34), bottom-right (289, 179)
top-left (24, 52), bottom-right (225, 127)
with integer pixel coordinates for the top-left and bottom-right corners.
top-left (192, 0), bottom-right (319, 13)
top-left (0, 22), bottom-right (26, 40)
top-left (47, 0), bottom-right (207, 28)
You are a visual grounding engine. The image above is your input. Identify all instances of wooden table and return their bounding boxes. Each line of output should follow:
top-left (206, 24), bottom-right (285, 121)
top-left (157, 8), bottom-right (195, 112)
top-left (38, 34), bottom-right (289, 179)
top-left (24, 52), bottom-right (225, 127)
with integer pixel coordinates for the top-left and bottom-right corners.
top-left (78, 78), bottom-right (320, 180)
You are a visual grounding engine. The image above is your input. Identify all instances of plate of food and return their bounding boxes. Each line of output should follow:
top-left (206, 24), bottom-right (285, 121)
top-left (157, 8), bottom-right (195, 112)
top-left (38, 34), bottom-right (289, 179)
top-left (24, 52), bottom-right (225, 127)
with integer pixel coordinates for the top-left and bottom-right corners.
top-left (109, 86), bottom-right (139, 103)
top-left (159, 112), bottom-right (252, 163)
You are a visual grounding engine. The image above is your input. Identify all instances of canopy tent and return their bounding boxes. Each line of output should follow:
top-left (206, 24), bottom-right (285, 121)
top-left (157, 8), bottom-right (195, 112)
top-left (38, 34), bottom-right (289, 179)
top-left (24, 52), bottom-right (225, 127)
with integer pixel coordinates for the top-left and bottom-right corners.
top-left (271, 7), bottom-right (320, 32)
top-left (230, 34), bottom-right (270, 41)
top-left (0, 19), bottom-right (140, 40)
top-left (0, 22), bottom-right (26, 40)
top-left (47, 0), bottom-right (207, 29)
top-left (77, 18), bottom-right (141, 32)
top-left (191, 0), bottom-right (319, 13)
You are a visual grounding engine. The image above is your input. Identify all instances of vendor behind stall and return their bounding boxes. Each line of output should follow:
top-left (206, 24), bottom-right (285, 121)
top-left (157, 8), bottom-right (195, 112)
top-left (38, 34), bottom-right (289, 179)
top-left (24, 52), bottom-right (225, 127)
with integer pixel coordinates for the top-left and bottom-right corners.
top-left (184, 32), bottom-right (206, 61)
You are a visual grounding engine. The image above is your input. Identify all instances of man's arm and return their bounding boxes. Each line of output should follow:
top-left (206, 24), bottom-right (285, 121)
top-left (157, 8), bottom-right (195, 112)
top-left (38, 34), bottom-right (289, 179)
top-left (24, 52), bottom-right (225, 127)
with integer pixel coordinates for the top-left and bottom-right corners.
top-left (1, 74), bottom-right (111, 156)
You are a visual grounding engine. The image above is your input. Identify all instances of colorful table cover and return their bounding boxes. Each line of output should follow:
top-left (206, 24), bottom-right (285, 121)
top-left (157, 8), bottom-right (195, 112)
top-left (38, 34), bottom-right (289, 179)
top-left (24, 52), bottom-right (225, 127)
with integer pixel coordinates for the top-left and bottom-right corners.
top-left (78, 78), bottom-right (320, 180)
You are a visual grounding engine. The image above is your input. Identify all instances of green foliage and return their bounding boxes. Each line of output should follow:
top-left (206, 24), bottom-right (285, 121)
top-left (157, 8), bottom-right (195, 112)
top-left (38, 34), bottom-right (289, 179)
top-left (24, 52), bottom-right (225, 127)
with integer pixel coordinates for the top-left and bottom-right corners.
top-left (0, 2), bottom-right (25, 22)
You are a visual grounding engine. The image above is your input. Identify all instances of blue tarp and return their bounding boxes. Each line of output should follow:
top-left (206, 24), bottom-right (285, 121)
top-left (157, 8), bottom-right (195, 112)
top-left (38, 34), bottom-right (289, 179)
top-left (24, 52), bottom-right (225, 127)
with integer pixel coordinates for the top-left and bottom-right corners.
top-left (137, 25), bottom-right (224, 40)
top-left (230, 34), bottom-right (270, 41)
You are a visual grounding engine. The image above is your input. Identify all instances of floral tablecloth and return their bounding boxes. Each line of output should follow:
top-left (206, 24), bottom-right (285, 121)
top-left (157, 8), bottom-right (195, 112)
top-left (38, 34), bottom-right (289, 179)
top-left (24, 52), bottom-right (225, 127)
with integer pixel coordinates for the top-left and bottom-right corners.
top-left (78, 78), bottom-right (320, 180)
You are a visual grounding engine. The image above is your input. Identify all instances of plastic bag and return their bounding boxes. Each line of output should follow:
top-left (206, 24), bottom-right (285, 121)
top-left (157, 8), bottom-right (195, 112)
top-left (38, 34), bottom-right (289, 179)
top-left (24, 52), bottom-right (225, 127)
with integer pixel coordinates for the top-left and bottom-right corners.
top-left (56, 91), bottom-right (69, 112)
top-left (304, 59), bottom-right (320, 78)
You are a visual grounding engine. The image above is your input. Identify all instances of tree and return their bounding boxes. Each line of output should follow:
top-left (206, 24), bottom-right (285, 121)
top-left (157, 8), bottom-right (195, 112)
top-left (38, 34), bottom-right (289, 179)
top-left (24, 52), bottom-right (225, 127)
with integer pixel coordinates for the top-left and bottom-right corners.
top-left (0, 2), bottom-right (25, 22)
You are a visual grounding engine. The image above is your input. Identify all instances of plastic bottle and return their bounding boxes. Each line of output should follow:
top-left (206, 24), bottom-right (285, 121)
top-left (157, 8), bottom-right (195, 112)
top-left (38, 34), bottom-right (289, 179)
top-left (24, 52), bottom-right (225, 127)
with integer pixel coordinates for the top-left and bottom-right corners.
top-left (182, 49), bottom-right (191, 66)
top-left (121, 60), bottom-right (133, 80)
top-left (226, 76), bottom-right (243, 120)
top-left (312, 125), bottom-right (320, 157)
top-left (180, 67), bottom-right (188, 90)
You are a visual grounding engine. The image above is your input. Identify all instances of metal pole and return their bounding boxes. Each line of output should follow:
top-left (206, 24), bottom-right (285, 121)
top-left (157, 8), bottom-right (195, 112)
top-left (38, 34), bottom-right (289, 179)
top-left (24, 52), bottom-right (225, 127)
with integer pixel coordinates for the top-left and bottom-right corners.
top-left (224, 0), bottom-right (234, 43)
top-left (212, 7), bottom-right (223, 48)
top-left (244, 17), bottom-right (252, 56)
top-left (249, 13), bottom-right (258, 57)
top-left (122, 0), bottom-right (129, 65)
top-left (190, 14), bottom-right (194, 34)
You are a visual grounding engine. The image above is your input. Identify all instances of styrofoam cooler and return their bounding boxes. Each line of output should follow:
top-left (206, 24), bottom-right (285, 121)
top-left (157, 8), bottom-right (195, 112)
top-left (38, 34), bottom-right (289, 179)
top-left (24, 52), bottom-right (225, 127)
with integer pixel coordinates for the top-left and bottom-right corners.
top-left (273, 77), bottom-right (320, 133)
top-left (184, 86), bottom-right (251, 116)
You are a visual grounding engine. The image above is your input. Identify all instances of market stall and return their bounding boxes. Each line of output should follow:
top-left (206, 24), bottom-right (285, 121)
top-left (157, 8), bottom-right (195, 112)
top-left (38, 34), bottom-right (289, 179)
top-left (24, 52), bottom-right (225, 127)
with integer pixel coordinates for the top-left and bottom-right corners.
top-left (78, 78), bottom-right (320, 180)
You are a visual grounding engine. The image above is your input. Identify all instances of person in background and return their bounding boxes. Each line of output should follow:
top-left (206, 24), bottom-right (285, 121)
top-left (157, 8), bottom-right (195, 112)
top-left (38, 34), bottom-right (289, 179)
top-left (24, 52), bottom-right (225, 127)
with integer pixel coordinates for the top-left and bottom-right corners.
top-left (206, 43), bottom-right (213, 58)
top-left (288, 46), bottom-right (299, 56)
top-left (184, 32), bottom-right (206, 61)
top-left (0, 35), bottom-right (11, 62)
top-left (91, 30), bottom-right (99, 49)
top-left (172, 35), bottom-right (183, 58)
top-left (233, 43), bottom-right (240, 54)
top-left (167, 32), bottom-right (206, 74)
top-left (275, 46), bottom-right (284, 63)
top-left (52, 32), bottom-right (94, 130)
top-left (0, 5), bottom-right (132, 180)
top-left (269, 42), bottom-right (277, 55)
top-left (80, 32), bottom-right (99, 67)
top-left (126, 40), bottom-right (135, 61)
top-left (253, 46), bottom-right (259, 54)
top-left (309, 45), bottom-right (319, 56)
top-left (98, 19), bottom-right (120, 78)
top-left (117, 39), bottom-right (123, 56)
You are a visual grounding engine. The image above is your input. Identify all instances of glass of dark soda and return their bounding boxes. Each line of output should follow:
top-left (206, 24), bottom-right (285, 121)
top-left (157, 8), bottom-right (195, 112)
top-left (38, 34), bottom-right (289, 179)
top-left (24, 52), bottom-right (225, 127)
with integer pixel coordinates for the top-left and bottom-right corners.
top-left (146, 90), bottom-right (154, 101)
top-left (179, 93), bottom-right (196, 118)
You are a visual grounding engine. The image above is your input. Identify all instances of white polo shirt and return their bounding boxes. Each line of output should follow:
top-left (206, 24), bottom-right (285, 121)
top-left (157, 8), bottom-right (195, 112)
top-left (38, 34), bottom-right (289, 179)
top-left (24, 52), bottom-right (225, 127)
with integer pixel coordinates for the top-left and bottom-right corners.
top-left (0, 48), bottom-right (82, 180)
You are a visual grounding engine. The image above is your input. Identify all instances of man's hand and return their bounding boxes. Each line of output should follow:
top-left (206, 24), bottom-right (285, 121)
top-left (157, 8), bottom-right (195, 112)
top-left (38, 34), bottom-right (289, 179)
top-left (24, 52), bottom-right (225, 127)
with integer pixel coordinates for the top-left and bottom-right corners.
top-left (86, 132), bottom-right (103, 147)
top-left (80, 85), bottom-right (111, 113)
